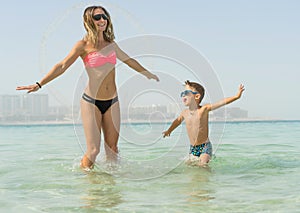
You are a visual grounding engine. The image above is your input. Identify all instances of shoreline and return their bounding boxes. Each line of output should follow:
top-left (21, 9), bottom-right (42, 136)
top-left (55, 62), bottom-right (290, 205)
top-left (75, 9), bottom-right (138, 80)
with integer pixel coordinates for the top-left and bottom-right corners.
top-left (0, 118), bottom-right (299, 126)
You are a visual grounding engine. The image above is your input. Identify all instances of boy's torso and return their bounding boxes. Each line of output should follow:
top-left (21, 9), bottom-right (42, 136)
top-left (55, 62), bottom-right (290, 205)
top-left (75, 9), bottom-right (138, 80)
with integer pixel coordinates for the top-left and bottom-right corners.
top-left (183, 106), bottom-right (209, 145)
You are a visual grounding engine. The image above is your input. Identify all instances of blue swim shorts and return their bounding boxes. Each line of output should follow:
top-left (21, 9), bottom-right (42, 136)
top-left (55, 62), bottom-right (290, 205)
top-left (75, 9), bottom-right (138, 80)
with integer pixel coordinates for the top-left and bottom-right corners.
top-left (189, 141), bottom-right (213, 157)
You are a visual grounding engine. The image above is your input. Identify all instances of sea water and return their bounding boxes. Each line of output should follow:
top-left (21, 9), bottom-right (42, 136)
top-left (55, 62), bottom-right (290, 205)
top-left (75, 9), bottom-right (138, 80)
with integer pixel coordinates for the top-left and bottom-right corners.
top-left (0, 121), bottom-right (299, 212)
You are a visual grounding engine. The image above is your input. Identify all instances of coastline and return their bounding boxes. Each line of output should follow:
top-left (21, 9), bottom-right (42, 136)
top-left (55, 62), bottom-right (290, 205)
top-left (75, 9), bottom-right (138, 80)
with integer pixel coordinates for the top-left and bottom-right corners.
top-left (0, 118), bottom-right (299, 126)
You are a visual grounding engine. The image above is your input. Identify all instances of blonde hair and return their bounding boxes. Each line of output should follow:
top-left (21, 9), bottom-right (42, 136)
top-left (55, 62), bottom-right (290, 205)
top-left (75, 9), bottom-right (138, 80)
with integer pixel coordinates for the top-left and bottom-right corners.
top-left (83, 6), bottom-right (115, 47)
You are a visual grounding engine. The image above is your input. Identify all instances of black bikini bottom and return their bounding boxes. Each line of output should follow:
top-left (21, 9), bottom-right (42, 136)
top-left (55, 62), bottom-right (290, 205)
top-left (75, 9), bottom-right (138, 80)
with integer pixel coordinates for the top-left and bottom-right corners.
top-left (82, 93), bottom-right (118, 114)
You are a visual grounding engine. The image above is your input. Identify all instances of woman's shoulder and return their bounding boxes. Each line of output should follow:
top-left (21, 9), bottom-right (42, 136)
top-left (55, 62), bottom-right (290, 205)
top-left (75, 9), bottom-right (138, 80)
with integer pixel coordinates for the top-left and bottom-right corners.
top-left (75, 39), bottom-right (88, 49)
top-left (72, 39), bottom-right (90, 56)
top-left (109, 40), bottom-right (119, 47)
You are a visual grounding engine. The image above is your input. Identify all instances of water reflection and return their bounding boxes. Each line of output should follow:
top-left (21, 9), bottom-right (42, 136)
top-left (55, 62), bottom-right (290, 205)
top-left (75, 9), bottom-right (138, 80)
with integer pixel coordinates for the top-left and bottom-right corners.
top-left (80, 170), bottom-right (123, 211)
top-left (181, 165), bottom-right (215, 204)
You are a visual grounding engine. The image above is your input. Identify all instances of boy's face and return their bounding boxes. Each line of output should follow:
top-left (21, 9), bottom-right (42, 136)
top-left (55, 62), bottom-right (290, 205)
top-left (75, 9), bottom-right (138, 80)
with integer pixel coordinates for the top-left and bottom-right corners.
top-left (181, 85), bottom-right (200, 106)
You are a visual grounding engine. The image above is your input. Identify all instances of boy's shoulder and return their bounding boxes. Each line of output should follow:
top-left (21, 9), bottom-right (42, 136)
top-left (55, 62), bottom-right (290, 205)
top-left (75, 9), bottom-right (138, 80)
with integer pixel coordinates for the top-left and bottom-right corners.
top-left (200, 104), bottom-right (210, 110)
top-left (197, 105), bottom-right (211, 116)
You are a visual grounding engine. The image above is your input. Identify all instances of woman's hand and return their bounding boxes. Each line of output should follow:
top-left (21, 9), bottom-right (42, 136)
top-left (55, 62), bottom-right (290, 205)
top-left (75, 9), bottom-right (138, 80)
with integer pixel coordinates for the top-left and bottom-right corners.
top-left (16, 83), bottom-right (40, 93)
top-left (144, 71), bottom-right (160, 82)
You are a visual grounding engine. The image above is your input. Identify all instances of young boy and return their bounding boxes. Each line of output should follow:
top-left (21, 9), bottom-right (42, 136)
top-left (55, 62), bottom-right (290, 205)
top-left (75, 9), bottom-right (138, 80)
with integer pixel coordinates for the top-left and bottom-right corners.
top-left (163, 80), bottom-right (245, 166)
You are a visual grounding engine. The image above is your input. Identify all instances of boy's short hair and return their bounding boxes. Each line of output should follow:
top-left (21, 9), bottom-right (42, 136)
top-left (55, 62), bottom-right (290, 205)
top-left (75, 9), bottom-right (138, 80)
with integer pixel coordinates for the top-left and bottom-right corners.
top-left (185, 80), bottom-right (205, 103)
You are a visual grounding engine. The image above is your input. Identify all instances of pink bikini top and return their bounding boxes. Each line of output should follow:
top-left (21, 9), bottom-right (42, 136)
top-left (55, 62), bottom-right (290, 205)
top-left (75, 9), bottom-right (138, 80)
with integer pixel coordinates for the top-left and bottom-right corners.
top-left (83, 51), bottom-right (117, 68)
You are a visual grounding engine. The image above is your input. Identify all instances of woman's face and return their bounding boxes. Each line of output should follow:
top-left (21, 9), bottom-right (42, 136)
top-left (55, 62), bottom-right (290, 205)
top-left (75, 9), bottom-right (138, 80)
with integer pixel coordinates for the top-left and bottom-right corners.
top-left (92, 8), bottom-right (108, 32)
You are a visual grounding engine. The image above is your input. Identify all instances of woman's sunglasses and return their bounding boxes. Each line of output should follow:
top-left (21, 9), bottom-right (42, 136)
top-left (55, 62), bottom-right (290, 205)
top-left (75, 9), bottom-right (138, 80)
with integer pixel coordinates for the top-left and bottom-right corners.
top-left (180, 90), bottom-right (199, 97)
top-left (92, 13), bottom-right (108, 21)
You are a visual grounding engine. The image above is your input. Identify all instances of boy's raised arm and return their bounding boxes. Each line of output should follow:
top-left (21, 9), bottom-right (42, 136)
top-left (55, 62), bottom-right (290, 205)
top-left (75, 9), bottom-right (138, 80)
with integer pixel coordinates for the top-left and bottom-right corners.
top-left (207, 84), bottom-right (245, 111)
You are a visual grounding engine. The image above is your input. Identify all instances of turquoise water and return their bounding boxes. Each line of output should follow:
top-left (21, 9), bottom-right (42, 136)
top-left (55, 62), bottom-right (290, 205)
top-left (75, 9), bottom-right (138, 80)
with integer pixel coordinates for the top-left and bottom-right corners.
top-left (1, 121), bottom-right (299, 212)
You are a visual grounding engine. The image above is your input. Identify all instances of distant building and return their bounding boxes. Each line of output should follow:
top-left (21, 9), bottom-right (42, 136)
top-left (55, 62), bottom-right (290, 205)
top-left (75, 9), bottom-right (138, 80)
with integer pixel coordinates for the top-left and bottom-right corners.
top-left (22, 94), bottom-right (49, 117)
top-left (122, 104), bottom-right (248, 122)
top-left (0, 95), bottom-right (21, 117)
top-left (211, 107), bottom-right (248, 120)
top-left (167, 103), bottom-right (182, 117)
top-left (0, 94), bottom-right (75, 122)
top-left (0, 95), bottom-right (248, 123)
top-left (0, 94), bottom-right (49, 121)
top-left (126, 104), bottom-right (166, 120)
top-left (121, 104), bottom-right (176, 122)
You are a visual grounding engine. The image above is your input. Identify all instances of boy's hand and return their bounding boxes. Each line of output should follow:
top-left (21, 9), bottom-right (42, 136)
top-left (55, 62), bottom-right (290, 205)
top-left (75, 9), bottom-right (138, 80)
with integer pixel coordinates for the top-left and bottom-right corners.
top-left (236, 84), bottom-right (245, 99)
top-left (162, 131), bottom-right (170, 138)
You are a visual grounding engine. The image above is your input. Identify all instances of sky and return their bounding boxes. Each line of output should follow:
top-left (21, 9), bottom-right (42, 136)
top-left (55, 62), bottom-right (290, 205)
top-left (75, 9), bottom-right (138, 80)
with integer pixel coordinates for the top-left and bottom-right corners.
top-left (1, 0), bottom-right (299, 120)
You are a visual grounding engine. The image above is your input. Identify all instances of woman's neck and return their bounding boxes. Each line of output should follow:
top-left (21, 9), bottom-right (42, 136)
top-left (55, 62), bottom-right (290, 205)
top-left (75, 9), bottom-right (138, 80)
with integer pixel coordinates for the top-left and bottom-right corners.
top-left (97, 33), bottom-right (108, 48)
top-left (98, 31), bottom-right (105, 41)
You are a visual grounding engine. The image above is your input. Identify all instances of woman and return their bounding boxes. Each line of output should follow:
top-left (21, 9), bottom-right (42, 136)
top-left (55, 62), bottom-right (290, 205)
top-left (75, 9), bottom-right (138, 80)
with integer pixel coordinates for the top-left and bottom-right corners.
top-left (16, 5), bottom-right (159, 170)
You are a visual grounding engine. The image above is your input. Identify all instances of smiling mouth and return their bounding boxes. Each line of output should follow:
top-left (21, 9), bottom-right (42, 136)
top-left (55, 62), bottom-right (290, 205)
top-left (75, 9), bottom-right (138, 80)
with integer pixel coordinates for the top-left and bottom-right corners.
top-left (98, 23), bottom-right (106, 27)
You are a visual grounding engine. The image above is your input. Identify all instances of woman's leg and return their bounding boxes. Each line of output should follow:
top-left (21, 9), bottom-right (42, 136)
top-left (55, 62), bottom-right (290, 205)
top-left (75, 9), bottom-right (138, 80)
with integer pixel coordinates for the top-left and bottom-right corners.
top-left (102, 101), bottom-right (120, 162)
top-left (80, 99), bottom-right (102, 169)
